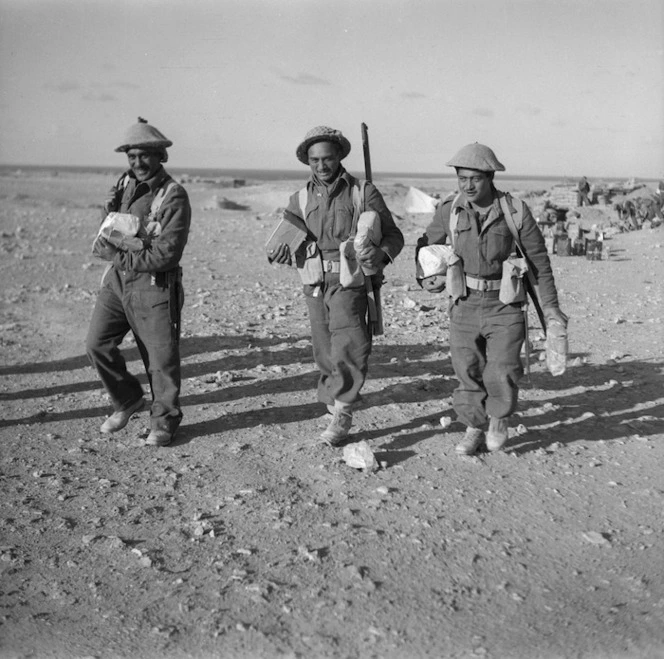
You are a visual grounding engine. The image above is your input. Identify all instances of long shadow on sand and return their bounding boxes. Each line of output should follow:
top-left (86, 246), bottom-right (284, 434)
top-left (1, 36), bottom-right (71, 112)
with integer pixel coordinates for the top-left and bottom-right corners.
top-left (0, 333), bottom-right (301, 377)
top-left (0, 334), bottom-right (310, 402)
top-left (505, 358), bottom-right (664, 454)
top-left (363, 357), bottom-right (664, 459)
top-left (0, 338), bottom-right (452, 428)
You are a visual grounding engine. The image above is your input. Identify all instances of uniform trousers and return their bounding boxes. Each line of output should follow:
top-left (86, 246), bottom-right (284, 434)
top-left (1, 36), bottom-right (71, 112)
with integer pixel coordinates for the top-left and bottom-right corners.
top-left (86, 268), bottom-right (183, 433)
top-left (449, 289), bottom-right (525, 429)
top-left (303, 273), bottom-right (370, 406)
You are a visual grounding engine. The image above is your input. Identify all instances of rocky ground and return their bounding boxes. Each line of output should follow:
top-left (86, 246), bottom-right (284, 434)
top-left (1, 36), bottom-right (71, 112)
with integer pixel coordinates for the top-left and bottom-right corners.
top-left (0, 170), bottom-right (663, 659)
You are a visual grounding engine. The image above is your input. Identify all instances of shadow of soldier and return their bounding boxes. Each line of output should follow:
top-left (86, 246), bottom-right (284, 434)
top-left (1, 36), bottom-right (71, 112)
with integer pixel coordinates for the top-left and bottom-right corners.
top-left (175, 341), bottom-right (457, 440)
top-left (506, 358), bottom-right (664, 454)
top-left (174, 400), bottom-right (324, 444)
top-left (0, 332), bottom-right (301, 378)
top-left (0, 333), bottom-right (312, 402)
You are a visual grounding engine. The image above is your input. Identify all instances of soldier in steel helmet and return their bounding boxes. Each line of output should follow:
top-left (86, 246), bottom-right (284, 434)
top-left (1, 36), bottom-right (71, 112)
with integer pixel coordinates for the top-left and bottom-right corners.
top-left (86, 117), bottom-right (191, 447)
top-left (269, 126), bottom-right (404, 445)
top-left (417, 143), bottom-right (567, 455)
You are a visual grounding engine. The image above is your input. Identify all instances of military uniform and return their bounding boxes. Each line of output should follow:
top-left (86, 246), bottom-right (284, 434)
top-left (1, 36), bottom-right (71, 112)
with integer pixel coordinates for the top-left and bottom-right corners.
top-left (576, 177), bottom-right (591, 207)
top-left (86, 119), bottom-right (191, 446)
top-left (419, 143), bottom-right (565, 454)
top-left (271, 126), bottom-right (403, 444)
top-left (286, 168), bottom-right (403, 406)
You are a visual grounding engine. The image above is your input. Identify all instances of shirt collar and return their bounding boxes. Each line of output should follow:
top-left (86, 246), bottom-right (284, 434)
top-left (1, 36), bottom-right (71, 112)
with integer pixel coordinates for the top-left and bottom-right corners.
top-left (128, 166), bottom-right (168, 194)
top-left (454, 187), bottom-right (501, 217)
top-left (309, 166), bottom-right (350, 192)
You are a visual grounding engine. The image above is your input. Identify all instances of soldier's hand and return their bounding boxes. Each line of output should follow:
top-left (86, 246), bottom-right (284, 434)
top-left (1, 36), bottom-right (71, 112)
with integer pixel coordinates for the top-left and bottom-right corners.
top-left (269, 243), bottom-right (292, 265)
top-left (422, 275), bottom-right (446, 293)
top-left (358, 244), bottom-right (387, 271)
top-left (544, 306), bottom-right (569, 329)
top-left (94, 237), bottom-right (118, 261)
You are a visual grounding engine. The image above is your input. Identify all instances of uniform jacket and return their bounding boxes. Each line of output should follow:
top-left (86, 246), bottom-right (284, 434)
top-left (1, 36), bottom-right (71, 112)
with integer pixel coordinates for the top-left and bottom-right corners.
top-left (108, 167), bottom-right (191, 284)
top-left (423, 189), bottom-right (560, 309)
top-left (286, 168), bottom-right (403, 263)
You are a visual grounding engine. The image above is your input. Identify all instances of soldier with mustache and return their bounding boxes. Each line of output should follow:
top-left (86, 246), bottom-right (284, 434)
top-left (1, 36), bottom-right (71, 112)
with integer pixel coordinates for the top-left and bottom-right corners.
top-left (87, 118), bottom-right (191, 447)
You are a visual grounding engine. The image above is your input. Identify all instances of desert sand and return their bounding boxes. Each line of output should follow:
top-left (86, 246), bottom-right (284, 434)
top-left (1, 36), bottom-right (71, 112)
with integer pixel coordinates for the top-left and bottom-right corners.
top-left (1, 168), bottom-right (663, 659)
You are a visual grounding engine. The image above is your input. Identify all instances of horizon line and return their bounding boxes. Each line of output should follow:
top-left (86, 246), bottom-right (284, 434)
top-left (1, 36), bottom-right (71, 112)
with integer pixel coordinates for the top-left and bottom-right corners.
top-left (0, 162), bottom-right (659, 183)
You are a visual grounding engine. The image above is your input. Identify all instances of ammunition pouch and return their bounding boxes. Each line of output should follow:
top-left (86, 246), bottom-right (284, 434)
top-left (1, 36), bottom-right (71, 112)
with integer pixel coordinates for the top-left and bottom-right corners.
top-left (295, 240), bottom-right (324, 285)
top-left (499, 257), bottom-right (528, 304)
top-left (446, 257), bottom-right (467, 301)
top-left (339, 239), bottom-right (365, 288)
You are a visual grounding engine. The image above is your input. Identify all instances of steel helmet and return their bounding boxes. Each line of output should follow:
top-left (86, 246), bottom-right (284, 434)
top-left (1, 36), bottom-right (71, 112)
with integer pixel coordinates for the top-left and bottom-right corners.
top-left (296, 126), bottom-right (351, 165)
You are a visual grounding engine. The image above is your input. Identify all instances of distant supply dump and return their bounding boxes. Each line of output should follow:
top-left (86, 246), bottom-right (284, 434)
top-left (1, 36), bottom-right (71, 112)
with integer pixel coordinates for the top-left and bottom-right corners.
top-left (404, 179), bottom-right (664, 263)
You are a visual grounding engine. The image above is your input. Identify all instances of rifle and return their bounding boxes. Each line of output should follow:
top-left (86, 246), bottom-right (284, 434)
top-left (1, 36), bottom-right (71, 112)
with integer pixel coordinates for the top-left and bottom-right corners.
top-left (361, 122), bottom-right (372, 183)
top-left (360, 123), bottom-right (384, 336)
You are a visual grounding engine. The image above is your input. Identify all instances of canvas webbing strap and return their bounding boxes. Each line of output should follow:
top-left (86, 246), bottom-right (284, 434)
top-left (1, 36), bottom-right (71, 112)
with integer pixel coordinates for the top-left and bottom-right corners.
top-left (297, 180), bottom-right (366, 229)
top-left (150, 181), bottom-right (177, 216)
top-left (498, 195), bottom-right (544, 323)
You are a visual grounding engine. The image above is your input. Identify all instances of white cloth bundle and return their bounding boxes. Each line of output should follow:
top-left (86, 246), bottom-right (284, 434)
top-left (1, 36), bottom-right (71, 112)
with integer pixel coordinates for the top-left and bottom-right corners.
top-left (92, 212), bottom-right (143, 258)
top-left (417, 244), bottom-right (455, 278)
top-left (353, 211), bottom-right (382, 275)
top-left (97, 212), bottom-right (141, 244)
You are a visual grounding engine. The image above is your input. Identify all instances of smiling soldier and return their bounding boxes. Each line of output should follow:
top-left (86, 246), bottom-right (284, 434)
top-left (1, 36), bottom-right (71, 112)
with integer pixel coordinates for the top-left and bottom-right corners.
top-left (269, 126), bottom-right (403, 445)
top-left (86, 117), bottom-right (191, 447)
top-left (418, 143), bottom-right (566, 455)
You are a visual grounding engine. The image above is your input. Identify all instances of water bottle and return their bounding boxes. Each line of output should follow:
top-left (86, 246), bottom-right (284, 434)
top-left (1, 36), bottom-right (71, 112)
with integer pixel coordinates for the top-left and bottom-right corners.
top-left (546, 320), bottom-right (567, 376)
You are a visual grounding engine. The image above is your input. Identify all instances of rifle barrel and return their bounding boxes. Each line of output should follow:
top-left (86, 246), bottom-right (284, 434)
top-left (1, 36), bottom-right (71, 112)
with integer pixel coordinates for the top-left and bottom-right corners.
top-left (361, 123), bottom-right (372, 183)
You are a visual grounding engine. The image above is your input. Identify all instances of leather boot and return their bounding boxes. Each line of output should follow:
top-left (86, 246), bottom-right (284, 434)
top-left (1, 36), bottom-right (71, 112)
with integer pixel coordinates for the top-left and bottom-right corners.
top-left (486, 417), bottom-right (509, 451)
top-left (321, 401), bottom-right (353, 446)
top-left (100, 398), bottom-right (145, 434)
top-left (455, 427), bottom-right (486, 455)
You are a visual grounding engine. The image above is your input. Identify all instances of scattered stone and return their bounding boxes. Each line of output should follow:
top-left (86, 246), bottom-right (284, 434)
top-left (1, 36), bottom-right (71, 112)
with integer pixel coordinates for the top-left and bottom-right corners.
top-left (439, 416), bottom-right (452, 429)
top-left (297, 546), bottom-right (321, 562)
top-left (342, 441), bottom-right (378, 472)
top-left (582, 531), bottom-right (611, 546)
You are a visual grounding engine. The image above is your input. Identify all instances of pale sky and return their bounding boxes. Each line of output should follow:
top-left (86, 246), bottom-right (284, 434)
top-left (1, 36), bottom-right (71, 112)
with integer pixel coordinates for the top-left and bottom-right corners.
top-left (1, 0), bottom-right (662, 178)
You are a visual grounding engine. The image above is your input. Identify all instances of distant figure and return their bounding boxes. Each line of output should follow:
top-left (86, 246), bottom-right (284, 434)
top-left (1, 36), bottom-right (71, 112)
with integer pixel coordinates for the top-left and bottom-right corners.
top-left (268, 126), bottom-right (404, 446)
top-left (654, 180), bottom-right (664, 212)
top-left (637, 197), bottom-right (663, 226)
top-left (86, 118), bottom-right (191, 447)
top-left (576, 176), bottom-right (592, 207)
top-left (416, 143), bottom-right (567, 456)
top-left (619, 199), bottom-right (640, 230)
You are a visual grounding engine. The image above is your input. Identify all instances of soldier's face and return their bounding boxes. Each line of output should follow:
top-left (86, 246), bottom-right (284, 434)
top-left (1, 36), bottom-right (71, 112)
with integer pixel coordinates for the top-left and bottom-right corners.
top-left (308, 142), bottom-right (342, 183)
top-left (457, 168), bottom-right (493, 206)
top-left (127, 149), bottom-right (162, 182)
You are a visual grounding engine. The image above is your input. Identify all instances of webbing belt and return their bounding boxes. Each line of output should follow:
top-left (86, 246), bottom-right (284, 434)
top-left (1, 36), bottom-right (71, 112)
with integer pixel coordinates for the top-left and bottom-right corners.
top-left (465, 275), bottom-right (501, 291)
top-left (322, 259), bottom-right (341, 273)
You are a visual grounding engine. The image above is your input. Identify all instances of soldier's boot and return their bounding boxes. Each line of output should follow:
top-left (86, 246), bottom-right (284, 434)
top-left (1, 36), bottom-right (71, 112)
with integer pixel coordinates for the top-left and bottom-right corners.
top-left (455, 427), bottom-right (486, 455)
top-left (321, 401), bottom-right (353, 447)
top-left (145, 428), bottom-right (175, 447)
top-left (100, 398), bottom-right (145, 434)
top-left (486, 417), bottom-right (509, 452)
